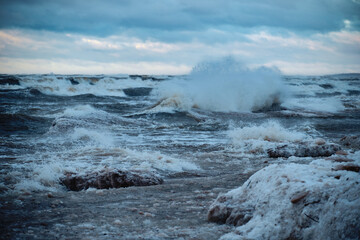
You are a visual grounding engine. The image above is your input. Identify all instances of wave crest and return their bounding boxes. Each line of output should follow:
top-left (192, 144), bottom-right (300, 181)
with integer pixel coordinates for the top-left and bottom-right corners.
top-left (154, 58), bottom-right (286, 112)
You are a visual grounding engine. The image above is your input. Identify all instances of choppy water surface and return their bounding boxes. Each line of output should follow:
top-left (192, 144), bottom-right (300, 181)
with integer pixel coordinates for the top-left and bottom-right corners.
top-left (0, 68), bottom-right (359, 238)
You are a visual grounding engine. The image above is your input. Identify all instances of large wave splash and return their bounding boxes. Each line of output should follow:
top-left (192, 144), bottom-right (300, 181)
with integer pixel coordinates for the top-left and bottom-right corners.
top-left (154, 58), bottom-right (286, 112)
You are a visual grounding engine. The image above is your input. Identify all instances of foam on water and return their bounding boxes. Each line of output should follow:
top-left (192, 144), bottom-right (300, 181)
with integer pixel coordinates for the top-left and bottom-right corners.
top-left (228, 121), bottom-right (313, 155)
top-left (283, 75), bottom-right (360, 114)
top-left (9, 121), bottom-right (199, 193)
top-left (229, 121), bottom-right (307, 143)
top-left (70, 128), bottom-right (115, 147)
top-left (282, 97), bottom-right (345, 113)
top-left (12, 147), bottom-right (199, 193)
top-left (10, 75), bottom-right (160, 97)
top-left (62, 104), bottom-right (105, 117)
top-left (153, 58), bottom-right (287, 113)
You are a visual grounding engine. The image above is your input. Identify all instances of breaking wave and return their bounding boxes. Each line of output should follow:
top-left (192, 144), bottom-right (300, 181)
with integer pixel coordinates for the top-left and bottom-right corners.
top-left (153, 57), bottom-right (287, 112)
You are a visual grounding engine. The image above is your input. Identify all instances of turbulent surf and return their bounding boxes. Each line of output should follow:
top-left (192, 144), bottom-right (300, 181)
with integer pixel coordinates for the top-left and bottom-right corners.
top-left (1, 60), bottom-right (359, 239)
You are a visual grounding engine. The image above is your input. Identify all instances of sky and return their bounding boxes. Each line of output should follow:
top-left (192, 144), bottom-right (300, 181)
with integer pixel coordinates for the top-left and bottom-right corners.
top-left (0, 0), bottom-right (359, 75)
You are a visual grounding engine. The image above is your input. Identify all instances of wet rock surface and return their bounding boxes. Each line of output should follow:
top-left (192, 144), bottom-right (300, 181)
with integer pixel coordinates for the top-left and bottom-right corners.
top-left (267, 143), bottom-right (341, 158)
top-left (129, 75), bottom-right (166, 81)
top-left (60, 169), bottom-right (164, 191)
top-left (67, 77), bottom-right (80, 85)
top-left (334, 164), bottom-right (360, 172)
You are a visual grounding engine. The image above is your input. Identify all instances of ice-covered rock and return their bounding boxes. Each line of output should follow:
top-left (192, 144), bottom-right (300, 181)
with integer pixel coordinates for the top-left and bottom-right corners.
top-left (208, 157), bottom-right (360, 240)
top-left (340, 135), bottom-right (360, 150)
top-left (60, 169), bottom-right (163, 191)
top-left (267, 143), bottom-right (341, 158)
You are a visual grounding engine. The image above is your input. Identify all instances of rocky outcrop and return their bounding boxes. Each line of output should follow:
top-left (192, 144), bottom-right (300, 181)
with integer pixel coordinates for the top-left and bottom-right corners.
top-left (339, 135), bottom-right (360, 150)
top-left (334, 164), bottom-right (360, 172)
top-left (60, 169), bottom-right (163, 191)
top-left (267, 144), bottom-right (341, 158)
top-left (67, 77), bottom-right (80, 85)
top-left (129, 75), bottom-right (165, 81)
top-left (0, 76), bottom-right (20, 85)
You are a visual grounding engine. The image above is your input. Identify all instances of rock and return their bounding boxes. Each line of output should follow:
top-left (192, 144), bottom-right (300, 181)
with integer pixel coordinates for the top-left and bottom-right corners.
top-left (0, 76), bottom-right (20, 85)
top-left (67, 77), bottom-right (80, 85)
top-left (315, 138), bottom-right (326, 145)
top-left (29, 89), bottom-right (43, 95)
top-left (60, 169), bottom-right (163, 191)
top-left (82, 77), bottom-right (101, 85)
top-left (290, 191), bottom-right (309, 204)
top-left (129, 75), bottom-right (165, 81)
top-left (334, 164), bottom-right (360, 173)
top-left (335, 150), bottom-right (348, 156)
top-left (339, 136), bottom-right (360, 150)
top-left (326, 157), bottom-right (354, 163)
top-left (319, 83), bottom-right (334, 89)
top-left (267, 144), bottom-right (341, 158)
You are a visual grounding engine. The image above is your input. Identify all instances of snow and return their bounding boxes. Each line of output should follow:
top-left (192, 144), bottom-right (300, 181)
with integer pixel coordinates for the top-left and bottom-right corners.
top-left (208, 152), bottom-right (360, 240)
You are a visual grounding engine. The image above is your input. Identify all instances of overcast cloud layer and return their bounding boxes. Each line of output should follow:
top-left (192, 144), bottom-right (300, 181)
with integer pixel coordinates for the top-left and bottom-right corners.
top-left (0, 0), bottom-right (359, 74)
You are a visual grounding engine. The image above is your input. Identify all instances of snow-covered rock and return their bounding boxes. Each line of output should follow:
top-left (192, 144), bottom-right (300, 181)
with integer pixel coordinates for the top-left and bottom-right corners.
top-left (340, 135), bottom-right (360, 150)
top-left (267, 143), bottom-right (341, 158)
top-left (208, 153), bottom-right (360, 240)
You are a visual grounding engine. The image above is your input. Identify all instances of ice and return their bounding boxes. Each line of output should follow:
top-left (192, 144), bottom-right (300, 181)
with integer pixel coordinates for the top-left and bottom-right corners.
top-left (208, 154), bottom-right (360, 240)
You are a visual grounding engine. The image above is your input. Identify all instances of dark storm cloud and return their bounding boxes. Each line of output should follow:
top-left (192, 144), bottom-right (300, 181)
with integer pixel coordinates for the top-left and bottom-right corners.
top-left (0, 0), bottom-right (359, 38)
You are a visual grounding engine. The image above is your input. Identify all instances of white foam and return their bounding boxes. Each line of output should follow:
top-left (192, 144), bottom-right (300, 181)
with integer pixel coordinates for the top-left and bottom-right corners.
top-left (229, 121), bottom-right (307, 143)
top-left (16, 75), bottom-right (159, 97)
top-left (11, 145), bottom-right (199, 193)
top-left (153, 58), bottom-right (287, 113)
top-left (282, 97), bottom-right (345, 113)
top-left (121, 148), bottom-right (199, 173)
top-left (0, 84), bottom-right (25, 90)
top-left (228, 121), bottom-right (310, 155)
top-left (62, 104), bottom-right (105, 117)
top-left (70, 128), bottom-right (115, 147)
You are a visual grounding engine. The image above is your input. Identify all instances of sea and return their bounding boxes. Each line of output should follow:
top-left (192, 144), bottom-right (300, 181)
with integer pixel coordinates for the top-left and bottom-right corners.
top-left (1, 60), bottom-right (359, 239)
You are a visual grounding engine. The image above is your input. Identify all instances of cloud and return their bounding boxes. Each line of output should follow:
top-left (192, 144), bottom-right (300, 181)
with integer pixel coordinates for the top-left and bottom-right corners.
top-left (0, 28), bottom-right (359, 75)
top-left (0, 57), bottom-right (191, 75)
top-left (0, 1), bottom-right (359, 75)
top-left (245, 31), bottom-right (333, 52)
top-left (0, 0), bottom-right (359, 38)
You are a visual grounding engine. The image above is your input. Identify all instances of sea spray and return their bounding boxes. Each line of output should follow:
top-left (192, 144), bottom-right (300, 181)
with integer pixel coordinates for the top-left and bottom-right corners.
top-left (154, 57), bottom-right (287, 112)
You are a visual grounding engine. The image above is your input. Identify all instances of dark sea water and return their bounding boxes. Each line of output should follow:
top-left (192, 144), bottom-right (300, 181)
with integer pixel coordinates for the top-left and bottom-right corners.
top-left (0, 71), bottom-right (359, 239)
